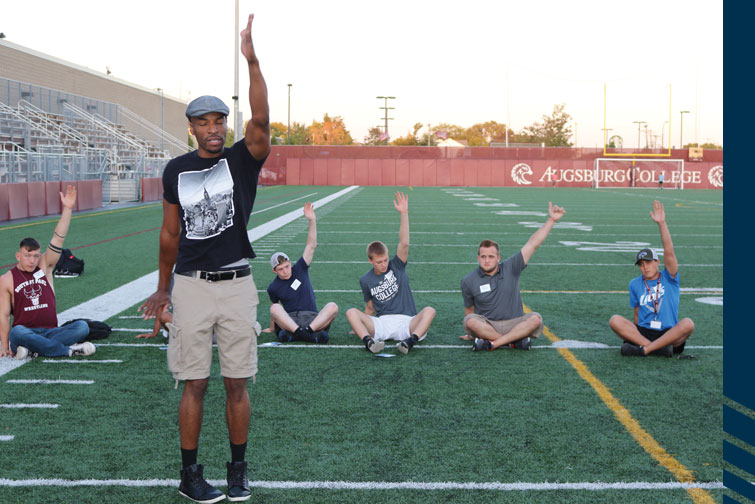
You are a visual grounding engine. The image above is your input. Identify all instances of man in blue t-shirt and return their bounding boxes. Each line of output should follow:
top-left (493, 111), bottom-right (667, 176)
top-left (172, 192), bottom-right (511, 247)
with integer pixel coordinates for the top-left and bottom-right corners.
top-left (265, 202), bottom-right (338, 344)
top-left (345, 192), bottom-right (436, 355)
top-left (139, 14), bottom-right (268, 503)
top-left (609, 200), bottom-right (694, 357)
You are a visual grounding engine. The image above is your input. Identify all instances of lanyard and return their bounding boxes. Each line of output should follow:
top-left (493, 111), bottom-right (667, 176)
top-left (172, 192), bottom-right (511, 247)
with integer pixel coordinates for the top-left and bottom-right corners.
top-left (643, 276), bottom-right (662, 318)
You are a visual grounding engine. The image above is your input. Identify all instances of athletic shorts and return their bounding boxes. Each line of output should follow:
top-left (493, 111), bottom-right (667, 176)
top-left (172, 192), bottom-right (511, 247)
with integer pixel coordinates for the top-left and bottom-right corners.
top-left (636, 324), bottom-right (685, 354)
top-left (167, 271), bottom-right (259, 380)
top-left (371, 314), bottom-right (415, 342)
top-left (464, 312), bottom-right (543, 339)
top-left (274, 310), bottom-right (331, 335)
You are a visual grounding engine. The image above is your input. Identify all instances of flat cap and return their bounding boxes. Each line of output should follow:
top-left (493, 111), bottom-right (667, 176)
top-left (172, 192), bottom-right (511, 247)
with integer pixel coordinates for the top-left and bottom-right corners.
top-left (185, 95), bottom-right (229, 119)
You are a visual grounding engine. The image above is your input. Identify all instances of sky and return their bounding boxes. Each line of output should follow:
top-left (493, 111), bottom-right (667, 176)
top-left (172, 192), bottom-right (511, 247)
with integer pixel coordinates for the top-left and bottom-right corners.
top-left (2, 0), bottom-right (723, 148)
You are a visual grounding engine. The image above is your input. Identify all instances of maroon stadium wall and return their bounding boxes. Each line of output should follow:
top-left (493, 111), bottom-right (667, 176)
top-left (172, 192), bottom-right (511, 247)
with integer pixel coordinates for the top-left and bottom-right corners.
top-left (262, 146), bottom-right (723, 190)
top-left (0, 180), bottom-right (102, 222)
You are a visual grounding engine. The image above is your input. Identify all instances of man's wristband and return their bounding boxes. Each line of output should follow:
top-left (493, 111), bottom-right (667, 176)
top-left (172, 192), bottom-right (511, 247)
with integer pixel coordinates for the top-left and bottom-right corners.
top-left (48, 243), bottom-right (63, 253)
top-left (54, 231), bottom-right (66, 239)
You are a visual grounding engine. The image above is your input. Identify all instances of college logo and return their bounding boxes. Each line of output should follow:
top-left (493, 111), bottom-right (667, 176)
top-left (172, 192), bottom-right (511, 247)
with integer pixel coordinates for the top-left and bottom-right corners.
top-left (511, 163), bottom-right (533, 185)
top-left (707, 165), bottom-right (723, 188)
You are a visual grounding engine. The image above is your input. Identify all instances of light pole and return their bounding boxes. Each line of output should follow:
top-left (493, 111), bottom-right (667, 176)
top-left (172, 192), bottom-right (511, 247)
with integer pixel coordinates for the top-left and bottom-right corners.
top-left (287, 83), bottom-right (292, 145)
top-left (157, 88), bottom-right (164, 154)
top-left (632, 121), bottom-right (646, 149)
top-left (661, 121), bottom-right (668, 149)
top-left (680, 110), bottom-right (690, 149)
top-left (377, 96), bottom-right (395, 143)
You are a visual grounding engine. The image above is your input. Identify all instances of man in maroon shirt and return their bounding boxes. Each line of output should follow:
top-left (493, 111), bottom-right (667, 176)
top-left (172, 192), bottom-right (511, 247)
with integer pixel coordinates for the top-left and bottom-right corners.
top-left (0, 185), bottom-right (94, 359)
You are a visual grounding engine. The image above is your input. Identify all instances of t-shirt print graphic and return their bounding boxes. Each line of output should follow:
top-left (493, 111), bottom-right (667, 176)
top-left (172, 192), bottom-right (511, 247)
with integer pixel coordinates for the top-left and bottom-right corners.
top-left (178, 158), bottom-right (235, 240)
top-left (371, 270), bottom-right (399, 303)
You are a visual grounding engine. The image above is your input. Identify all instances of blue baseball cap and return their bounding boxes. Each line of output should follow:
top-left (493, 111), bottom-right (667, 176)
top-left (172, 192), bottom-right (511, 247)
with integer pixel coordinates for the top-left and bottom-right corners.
top-left (185, 95), bottom-right (229, 120)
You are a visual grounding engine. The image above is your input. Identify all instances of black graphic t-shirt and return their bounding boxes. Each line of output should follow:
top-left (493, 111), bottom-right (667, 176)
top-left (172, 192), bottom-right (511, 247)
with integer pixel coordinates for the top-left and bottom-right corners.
top-left (163, 141), bottom-right (267, 273)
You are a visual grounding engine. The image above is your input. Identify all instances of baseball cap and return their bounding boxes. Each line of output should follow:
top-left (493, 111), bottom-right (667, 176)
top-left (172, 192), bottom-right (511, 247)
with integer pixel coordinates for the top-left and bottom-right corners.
top-left (635, 248), bottom-right (659, 265)
top-left (185, 95), bottom-right (230, 119)
top-left (270, 252), bottom-right (290, 269)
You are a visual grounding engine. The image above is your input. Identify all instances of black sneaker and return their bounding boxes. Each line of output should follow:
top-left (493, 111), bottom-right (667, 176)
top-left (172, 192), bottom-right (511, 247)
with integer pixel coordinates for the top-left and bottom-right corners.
top-left (650, 344), bottom-right (673, 358)
top-left (178, 464), bottom-right (225, 503)
top-left (364, 336), bottom-right (385, 354)
top-left (226, 461), bottom-right (251, 502)
top-left (277, 330), bottom-right (294, 343)
top-left (620, 342), bottom-right (646, 357)
top-left (510, 337), bottom-right (531, 350)
top-left (397, 337), bottom-right (415, 354)
top-left (314, 331), bottom-right (329, 344)
top-left (472, 338), bottom-right (493, 351)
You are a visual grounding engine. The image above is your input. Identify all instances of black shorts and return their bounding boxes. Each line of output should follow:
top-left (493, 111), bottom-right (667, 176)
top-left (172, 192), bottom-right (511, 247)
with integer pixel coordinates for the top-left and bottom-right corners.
top-left (275, 310), bottom-right (331, 334)
top-left (636, 324), bottom-right (685, 354)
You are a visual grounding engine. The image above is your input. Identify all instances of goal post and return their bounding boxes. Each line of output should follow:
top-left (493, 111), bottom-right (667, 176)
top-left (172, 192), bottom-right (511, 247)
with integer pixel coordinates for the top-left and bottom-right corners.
top-left (593, 158), bottom-right (686, 189)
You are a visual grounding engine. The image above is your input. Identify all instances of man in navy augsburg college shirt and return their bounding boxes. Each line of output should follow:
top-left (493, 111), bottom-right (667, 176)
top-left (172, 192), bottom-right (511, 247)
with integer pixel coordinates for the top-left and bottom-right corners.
top-left (609, 200), bottom-right (694, 357)
top-left (139, 14), bottom-right (269, 504)
top-left (461, 202), bottom-right (565, 352)
top-left (266, 202), bottom-right (338, 344)
top-left (346, 192), bottom-right (436, 355)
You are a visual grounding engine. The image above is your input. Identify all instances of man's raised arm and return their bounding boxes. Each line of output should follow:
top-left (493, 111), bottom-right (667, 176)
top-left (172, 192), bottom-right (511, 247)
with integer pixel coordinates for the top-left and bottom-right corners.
top-left (394, 192), bottom-right (409, 263)
top-left (520, 202), bottom-right (565, 264)
top-left (240, 14), bottom-right (270, 161)
top-left (301, 202), bottom-right (317, 265)
top-left (650, 200), bottom-right (677, 276)
top-left (41, 184), bottom-right (77, 274)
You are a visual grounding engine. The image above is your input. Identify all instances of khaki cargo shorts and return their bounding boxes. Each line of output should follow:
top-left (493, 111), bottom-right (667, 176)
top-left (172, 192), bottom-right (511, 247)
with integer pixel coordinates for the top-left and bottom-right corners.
top-left (167, 271), bottom-right (259, 381)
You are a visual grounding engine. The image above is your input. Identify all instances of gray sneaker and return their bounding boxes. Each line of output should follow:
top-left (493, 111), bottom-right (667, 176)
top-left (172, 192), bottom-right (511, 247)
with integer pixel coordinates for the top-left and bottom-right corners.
top-left (364, 337), bottom-right (385, 354)
top-left (510, 337), bottom-right (531, 350)
top-left (14, 346), bottom-right (29, 360)
top-left (69, 341), bottom-right (96, 357)
top-left (472, 338), bottom-right (493, 351)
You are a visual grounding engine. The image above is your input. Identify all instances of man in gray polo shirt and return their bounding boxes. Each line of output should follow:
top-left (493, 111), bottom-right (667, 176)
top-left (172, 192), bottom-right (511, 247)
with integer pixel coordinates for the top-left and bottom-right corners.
top-left (461, 202), bottom-right (565, 351)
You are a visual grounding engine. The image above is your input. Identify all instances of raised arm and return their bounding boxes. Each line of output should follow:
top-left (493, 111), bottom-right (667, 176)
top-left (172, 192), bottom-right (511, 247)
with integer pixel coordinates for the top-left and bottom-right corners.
top-left (650, 200), bottom-right (677, 276)
top-left (394, 191), bottom-right (409, 263)
top-left (240, 14), bottom-right (271, 161)
top-left (520, 202), bottom-right (565, 264)
top-left (301, 202), bottom-right (317, 265)
top-left (41, 184), bottom-right (77, 275)
top-left (139, 201), bottom-right (180, 318)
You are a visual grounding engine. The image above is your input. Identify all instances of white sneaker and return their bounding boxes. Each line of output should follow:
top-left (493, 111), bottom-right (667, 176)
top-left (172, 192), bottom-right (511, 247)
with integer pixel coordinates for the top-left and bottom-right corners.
top-left (69, 341), bottom-right (96, 356)
top-left (15, 346), bottom-right (29, 360)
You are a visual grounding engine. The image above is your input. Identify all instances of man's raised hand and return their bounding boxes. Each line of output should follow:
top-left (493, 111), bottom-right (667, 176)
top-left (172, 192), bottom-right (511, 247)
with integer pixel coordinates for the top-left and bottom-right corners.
top-left (303, 202), bottom-right (316, 221)
top-left (548, 202), bottom-right (565, 221)
top-left (650, 200), bottom-right (666, 224)
top-left (393, 191), bottom-right (409, 214)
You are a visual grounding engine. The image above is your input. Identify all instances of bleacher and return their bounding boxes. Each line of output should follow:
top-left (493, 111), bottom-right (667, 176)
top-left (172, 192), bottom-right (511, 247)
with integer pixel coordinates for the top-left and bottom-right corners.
top-left (0, 77), bottom-right (188, 203)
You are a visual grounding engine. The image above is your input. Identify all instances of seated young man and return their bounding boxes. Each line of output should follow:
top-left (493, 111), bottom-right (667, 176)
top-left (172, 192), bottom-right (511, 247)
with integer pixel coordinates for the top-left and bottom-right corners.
top-left (346, 192), bottom-right (436, 355)
top-left (266, 202), bottom-right (337, 343)
top-left (461, 202), bottom-right (565, 352)
top-left (609, 200), bottom-right (694, 357)
top-left (0, 185), bottom-right (94, 359)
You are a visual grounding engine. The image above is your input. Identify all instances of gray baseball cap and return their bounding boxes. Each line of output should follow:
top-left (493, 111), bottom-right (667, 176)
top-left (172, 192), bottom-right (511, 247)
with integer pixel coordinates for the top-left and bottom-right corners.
top-left (635, 247), bottom-right (659, 265)
top-left (270, 252), bottom-right (290, 269)
top-left (185, 95), bottom-right (229, 119)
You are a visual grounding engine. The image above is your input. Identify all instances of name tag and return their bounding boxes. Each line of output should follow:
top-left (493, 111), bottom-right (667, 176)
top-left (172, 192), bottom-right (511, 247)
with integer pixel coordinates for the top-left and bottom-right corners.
top-left (480, 284), bottom-right (491, 293)
top-left (291, 279), bottom-right (301, 291)
top-left (650, 320), bottom-right (662, 330)
top-left (33, 269), bottom-right (45, 280)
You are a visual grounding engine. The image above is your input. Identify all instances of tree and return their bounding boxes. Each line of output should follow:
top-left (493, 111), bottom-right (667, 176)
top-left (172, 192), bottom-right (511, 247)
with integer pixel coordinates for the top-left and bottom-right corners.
top-left (685, 142), bottom-right (723, 150)
top-left (392, 122), bottom-right (424, 146)
top-left (521, 104), bottom-right (573, 147)
top-left (464, 120), bottom-right (515, 146)
top-left (308, 114), bottom-right (353, 145)
top-left (225, 127), bottom-right (235, 148)
top-left (288, 122), bottom-right (309, 145)
top-left (363, 126), bottom-right (384, 146)
top-left (270, 121), bottom-right (287, 145)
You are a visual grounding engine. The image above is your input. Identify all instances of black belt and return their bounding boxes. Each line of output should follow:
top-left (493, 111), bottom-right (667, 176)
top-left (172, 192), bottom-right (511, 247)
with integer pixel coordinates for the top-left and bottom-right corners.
top-left (176, 266), bottom-right (251, 282)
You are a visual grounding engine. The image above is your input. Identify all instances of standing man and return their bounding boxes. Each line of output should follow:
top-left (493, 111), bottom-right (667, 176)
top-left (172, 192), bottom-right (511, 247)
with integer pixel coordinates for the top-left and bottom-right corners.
top-left (461, 202), bottom-right (565, 351)
top-left (266, 202), bottom-right (338, 343)
top-left (0, 185), bottom-right (94, 359)
top-left (346, 192), bottom-right (436, 355)
top-left (139, 14), bottom-right (269, 504)
top-left (609, 200), bottom-right (694, 357)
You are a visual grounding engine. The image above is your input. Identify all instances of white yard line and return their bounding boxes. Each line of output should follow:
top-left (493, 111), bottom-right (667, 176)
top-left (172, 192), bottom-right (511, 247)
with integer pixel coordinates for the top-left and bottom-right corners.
top-left (0, 477), bottom-right (725, 491)
top-left (0, 403), bottom-right (58, 409)
top-left (5, 379), bottom-right (93, 385)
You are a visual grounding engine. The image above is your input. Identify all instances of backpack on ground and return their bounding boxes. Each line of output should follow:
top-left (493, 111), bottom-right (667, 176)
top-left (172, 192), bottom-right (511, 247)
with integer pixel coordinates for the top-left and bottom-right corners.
top-left (54, 249), bottom-right (85, 278)
top-left (61, 318), bottom-right (112, 341)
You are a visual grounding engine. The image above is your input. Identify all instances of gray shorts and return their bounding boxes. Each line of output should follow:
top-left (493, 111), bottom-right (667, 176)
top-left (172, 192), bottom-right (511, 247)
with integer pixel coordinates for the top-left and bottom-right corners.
top-left (274, 310), bottom-right (331, 334)
top-left (464, 312), bottom-right (543, 339)
top-left (168, 271), bottom-right (259, 380)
